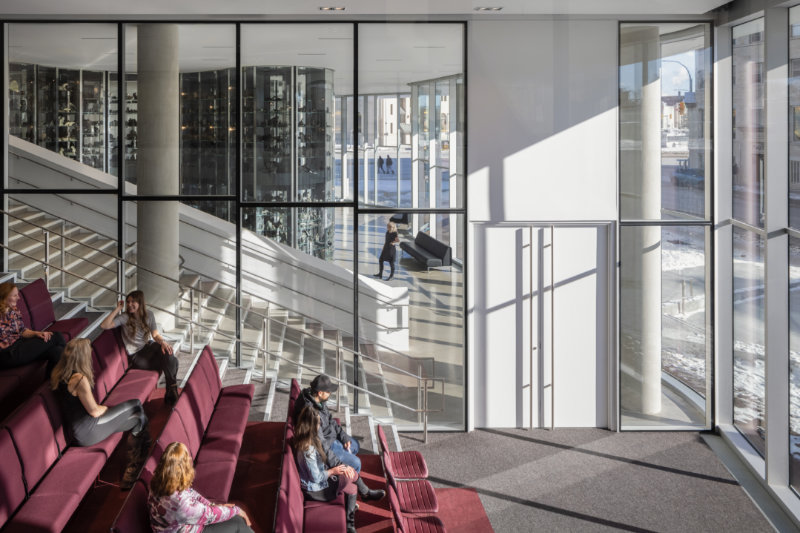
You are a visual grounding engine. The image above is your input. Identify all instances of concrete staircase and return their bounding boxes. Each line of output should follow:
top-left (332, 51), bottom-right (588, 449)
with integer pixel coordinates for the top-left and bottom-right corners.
top-left (3, 198), bottom-right (428, 452)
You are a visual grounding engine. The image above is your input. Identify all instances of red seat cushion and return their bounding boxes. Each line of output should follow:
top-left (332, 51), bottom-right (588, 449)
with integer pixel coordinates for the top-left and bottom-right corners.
top-left (104, 369), bottom-right (159, 407)
top-left (192, 458), bottom-right (238, 503)
top-left (46, 317), bottom-right (89, 341)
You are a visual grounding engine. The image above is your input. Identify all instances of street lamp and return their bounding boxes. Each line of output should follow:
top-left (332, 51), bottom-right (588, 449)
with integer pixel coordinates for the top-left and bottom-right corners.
top-left (662, 59), bottom-right (693, 93)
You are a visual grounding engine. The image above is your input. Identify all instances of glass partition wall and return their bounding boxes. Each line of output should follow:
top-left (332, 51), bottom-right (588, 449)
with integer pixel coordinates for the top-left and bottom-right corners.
top-left (619, 22), bottom-right (713, 430)
top-left (3, 21), bottom-right (467, 431)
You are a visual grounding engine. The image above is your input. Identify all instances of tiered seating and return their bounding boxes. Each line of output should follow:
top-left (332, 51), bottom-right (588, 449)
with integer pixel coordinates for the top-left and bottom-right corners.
top-left (387, 484), bottom-right (446, 533)
top-left (0, 329), bottom-right (158, 532)
top-left (383, 452), bottom-right (438, 514)
top-left (20, 278), bottom-right (88, 340)
top-left (111, 346), bottom-right (254, 533)
top-left (377, 425), bottom-right (428, 480)
top-left (0, 278), bottom-right (89, 422)
top-left (274, 378), bottom-right (347, 533)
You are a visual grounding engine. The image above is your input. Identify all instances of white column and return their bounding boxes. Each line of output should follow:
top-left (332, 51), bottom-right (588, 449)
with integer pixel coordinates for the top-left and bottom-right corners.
top-left (136, 24), bottom-right (180, 320)
top-left (764, 7), bottom-right (790, 489)
top-left (620, 26), bottom-right (662, 415)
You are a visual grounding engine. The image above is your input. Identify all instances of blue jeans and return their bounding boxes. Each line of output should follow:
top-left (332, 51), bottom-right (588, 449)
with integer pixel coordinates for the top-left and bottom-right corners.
top-left (330, 439), bottom-right (361, 473)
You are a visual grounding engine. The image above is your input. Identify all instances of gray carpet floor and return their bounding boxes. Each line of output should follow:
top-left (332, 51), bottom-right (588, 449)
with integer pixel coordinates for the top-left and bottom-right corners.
top-left (398, 428), bottom-right (775, 532)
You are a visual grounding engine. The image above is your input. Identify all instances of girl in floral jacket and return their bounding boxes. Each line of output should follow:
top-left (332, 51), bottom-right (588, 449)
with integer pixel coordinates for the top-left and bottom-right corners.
top-left (148, 442), bottom-right (252, 533)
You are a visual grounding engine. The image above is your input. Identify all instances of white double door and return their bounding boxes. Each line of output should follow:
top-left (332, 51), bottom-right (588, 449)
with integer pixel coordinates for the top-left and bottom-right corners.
top-left (473, 223), bottom-right (613, 429)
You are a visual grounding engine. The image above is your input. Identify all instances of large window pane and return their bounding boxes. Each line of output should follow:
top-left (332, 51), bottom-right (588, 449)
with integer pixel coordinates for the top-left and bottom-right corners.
top-left (8, 23), bottom-right (118, 186)
top-left (620, 23), bottom-right (712, 222)
top-left (241, 24), bottom-right (353, 203)
top-left (791, 236), bottom-right (800, 490)
top-left (124, 24), bottom-right (236, 208)
top-left (733, 226), bottom-right (765, 454)
top-left (620, 225), bottom-right (709, 429)
top-left (358, 24), bottom-right (464, 209)
top-left (358, 213), bottom-right (464, 430)
top-left (732, 19), bottom-right (765, 228)
top-left (790, 8), bottom-right (800, 229)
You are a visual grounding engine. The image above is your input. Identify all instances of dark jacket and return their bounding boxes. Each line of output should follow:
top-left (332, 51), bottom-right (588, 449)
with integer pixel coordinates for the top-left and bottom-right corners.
top-left (292, 388), bottom-right (351, 466)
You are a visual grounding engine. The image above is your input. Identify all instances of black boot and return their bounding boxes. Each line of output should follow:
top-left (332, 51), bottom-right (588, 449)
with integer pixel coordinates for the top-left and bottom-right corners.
top-left (356, 477), bottom-right (386, 501)
top-left (345, 493), bottom-right (357, 533)
top-left (165, 384), bottom-right (180, 407)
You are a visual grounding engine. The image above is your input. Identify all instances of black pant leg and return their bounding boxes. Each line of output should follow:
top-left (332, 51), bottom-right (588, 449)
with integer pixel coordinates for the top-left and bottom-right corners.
top-left (130, 342), bottom-right (178, 387)
top-left (0, 334), bottom-right (64, 376)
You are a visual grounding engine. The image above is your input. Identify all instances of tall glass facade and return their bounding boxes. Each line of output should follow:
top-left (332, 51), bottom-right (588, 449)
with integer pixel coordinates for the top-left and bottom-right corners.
top-left (3, 21), bottom-right (466, 431)
top-left (619, 22), bottom-right (712, 429)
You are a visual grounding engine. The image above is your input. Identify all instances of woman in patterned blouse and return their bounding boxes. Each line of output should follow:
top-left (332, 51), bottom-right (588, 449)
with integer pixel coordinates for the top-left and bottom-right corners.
top-left (0, 281), bottom-right (64, 377)
top-left (148, 441), bottom-right (252, 533)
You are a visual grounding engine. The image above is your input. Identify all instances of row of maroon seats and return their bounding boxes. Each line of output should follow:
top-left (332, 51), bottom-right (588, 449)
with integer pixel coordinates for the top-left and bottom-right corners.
top-left (274, 378), bottom-right (348, 533)
top-left (378, 426), bottom-right (445, 533)
top-left (0, 327), bottom-right (158, 532)
top-left (111, 345), bottom-right (255, 533)
top-left (0, 278), bottom-right (89, 422)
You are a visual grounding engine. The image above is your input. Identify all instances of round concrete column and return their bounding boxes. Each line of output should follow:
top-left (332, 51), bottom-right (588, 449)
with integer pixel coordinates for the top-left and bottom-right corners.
top-left (136, 24), bottom-right (179, 319)
top-left (620, 26), bottom-right (662, 416)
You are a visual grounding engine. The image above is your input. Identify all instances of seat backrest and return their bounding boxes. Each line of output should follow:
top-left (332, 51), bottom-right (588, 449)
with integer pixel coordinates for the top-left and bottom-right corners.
top-left (274, 444), bottom-right (304, 533)
top-left (19, 278), bottom-right (56, 331)
top-left (5, 394), bottom-right (60, 493)
top-left (377, 425), bottom-right (389, 454)
top-left (0, 427), bottom-right (26, 528)
top-left (16, 296), bottom-right (32, 331)
top-left (387, 483), bottom-right (406, 533)
top-left (415, 232), bottom-right (452, 265)
top-left (145, 413), bottom-right (191, 481)
top-left (37, 385), bottom-right (68, 454)
top-left (173, 389), bottom-right (205, 458)
top-left (110, 479), bottom-right (150, 533)
top-left (182, 379), bottom-right (214, 433)
top-left (91, 329), bottom-right (128, 403)
top-left (193, 346), bottom-right (221, 406)
top-left (382, 451), bottom-right (399, 490)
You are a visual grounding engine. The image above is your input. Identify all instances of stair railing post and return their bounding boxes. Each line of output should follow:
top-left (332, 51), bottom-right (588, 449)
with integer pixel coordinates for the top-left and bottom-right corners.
top-left (189, 288), bottom-right (195, 354)
top-left (43, 230), bottom-right (50, 288)
top-left (116, 259), bottom-right (124, 301)
top-left (262, 315), bottom-right (268, 383)
top-left (423, 377), bottom-right (429, 444)
top-left (60, 220), bottom-right (66, 287)
top-left (335, 330), bottom-right (342, 412)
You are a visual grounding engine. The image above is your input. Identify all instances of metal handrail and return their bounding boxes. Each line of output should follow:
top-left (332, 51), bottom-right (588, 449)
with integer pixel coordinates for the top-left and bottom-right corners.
top-left (3, 207), bottom-right (132, 278)
top-left (4, 201), bottom-right (437, 380)
top-left (1, 242), bottom-right (445, 438)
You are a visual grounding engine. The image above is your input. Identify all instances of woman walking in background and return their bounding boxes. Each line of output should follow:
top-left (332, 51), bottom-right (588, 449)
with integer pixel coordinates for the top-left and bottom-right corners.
top-left (374, 220), bottom-right (399, 281)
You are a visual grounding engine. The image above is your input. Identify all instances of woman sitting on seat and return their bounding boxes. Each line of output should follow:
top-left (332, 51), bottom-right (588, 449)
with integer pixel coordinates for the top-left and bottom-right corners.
top-left (294, 405), bottom-right (359, 533)
top-left (148, 441), bottom-right (252, 533)
top-left (100, 290), bottom-right (180, 406)
top-left (0, 281), bottom-right (64, 377)
top-left (51, 337), bottom-right (150, 489)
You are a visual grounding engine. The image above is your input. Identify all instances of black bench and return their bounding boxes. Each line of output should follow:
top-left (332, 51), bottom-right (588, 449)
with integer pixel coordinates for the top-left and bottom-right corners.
top-left (400, 232), bottom-right (452, 271)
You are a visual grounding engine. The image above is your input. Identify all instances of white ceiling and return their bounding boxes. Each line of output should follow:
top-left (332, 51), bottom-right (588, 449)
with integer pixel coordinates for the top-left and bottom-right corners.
top-left (0, 0), bottom-right (728, 17)
top-left (4, 1), bottom-right (722, 94)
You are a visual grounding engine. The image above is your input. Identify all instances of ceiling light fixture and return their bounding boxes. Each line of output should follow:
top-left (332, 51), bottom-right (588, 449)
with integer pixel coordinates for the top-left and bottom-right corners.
top-left (474, 6), bottom-right (503, 11)
top-left (319, 6), bottom-right (346, 11)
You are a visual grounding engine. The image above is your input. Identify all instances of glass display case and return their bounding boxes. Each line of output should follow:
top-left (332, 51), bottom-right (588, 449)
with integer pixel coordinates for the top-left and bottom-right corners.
top-left (56, 69), bottom-right (80, 161)
top-left (9, 63), bottom-right (35, 143)
top-left (35, 66), bottom-right (58, 153)
top-left (81, 70), bottom-right (105, 170)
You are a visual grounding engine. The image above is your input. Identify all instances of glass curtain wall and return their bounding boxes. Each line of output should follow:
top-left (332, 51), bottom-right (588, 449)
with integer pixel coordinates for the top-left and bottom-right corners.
top-left (789, 6), bottom-right (800, 493)
top-left (619, 22), bottom-right (713, 429)
top-left (731, 18), bottom-right (766, 454)
top-left (3, 21), bottom-right (466, 431)
top-left (358, 24), bottom-right (465, 429)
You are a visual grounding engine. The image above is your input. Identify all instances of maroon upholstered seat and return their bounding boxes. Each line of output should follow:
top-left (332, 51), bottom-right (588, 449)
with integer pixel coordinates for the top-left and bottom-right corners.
top-left (387, 483), bottom-right (446, 533)
top-left (20, 278), bottom-right (88, 340)
top-left (384, 451), bottom-right (438, 514)
top-left (110, 479), bottom-right (150, 533)
top-left (274, 443), bottom-right (346, 533)
top-left (378, 424), bottom-right (428, 479)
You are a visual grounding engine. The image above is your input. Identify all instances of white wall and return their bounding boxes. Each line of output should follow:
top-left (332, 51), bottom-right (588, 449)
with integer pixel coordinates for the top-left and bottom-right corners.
top-left (467, 19), bottom-right (618, 429)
